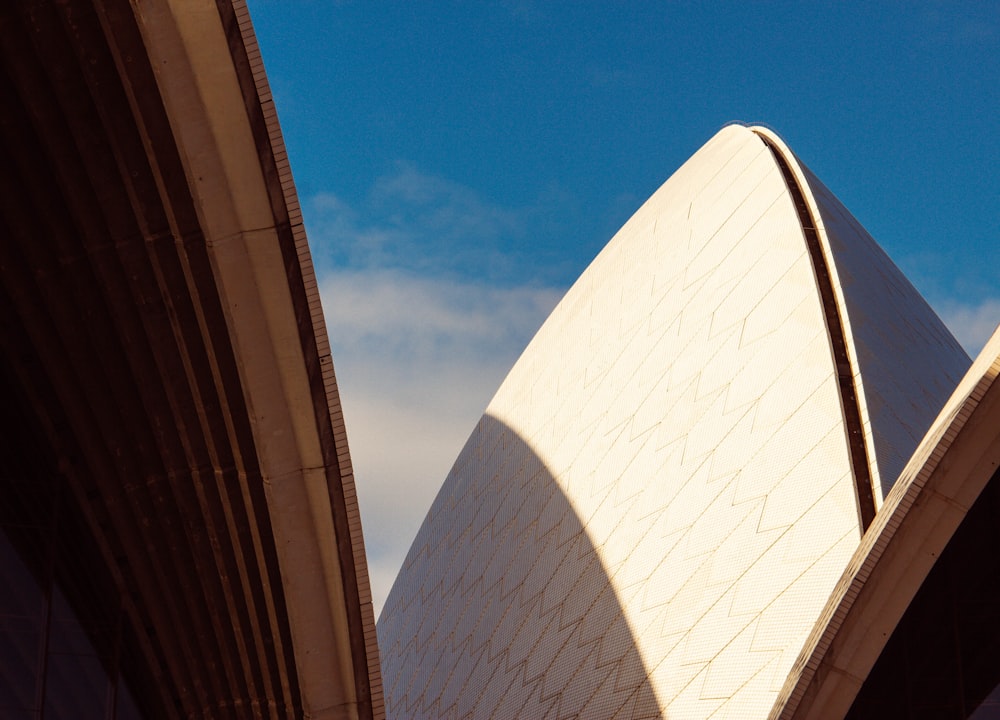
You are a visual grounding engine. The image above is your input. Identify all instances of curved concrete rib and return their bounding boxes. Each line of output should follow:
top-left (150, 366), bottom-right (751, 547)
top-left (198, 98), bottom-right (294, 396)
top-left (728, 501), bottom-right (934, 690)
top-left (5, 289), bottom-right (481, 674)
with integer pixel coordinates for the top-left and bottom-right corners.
top-left (769, 325), bottom-right (1000, 720)
top-left (751, 127), bottom-right (877, 530)
top-left (134, 2), bottom-right (382, 715)
top-left (750, 127), bottom-right (968, 509)
top-left (0, 1), bottom-right (382, 717)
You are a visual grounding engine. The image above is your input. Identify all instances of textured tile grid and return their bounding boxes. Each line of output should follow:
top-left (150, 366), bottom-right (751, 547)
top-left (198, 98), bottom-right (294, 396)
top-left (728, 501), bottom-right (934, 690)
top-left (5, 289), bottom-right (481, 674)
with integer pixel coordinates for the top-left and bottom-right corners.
top-left (798, 164), bottom-right (969, 503)
top-left (377, 125), bottom-right (965, 719)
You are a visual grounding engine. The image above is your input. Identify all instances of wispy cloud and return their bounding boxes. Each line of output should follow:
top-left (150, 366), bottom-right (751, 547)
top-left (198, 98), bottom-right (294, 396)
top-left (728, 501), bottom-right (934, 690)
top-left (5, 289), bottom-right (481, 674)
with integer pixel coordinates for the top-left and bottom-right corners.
top-left (307, 164), bottom-right (569, 283)
top-left (322, 269), bottom-right (561, 615)
top-left (939, 297), bottom-right (1000, 357)
top-left (308, 167), bottom-right (566, 615)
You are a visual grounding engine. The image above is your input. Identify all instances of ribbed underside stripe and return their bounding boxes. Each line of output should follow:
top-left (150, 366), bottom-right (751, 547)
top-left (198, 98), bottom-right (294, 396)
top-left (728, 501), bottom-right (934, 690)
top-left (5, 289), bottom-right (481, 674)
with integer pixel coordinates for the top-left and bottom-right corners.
top-left (755, 133), bottom-right (877, 532)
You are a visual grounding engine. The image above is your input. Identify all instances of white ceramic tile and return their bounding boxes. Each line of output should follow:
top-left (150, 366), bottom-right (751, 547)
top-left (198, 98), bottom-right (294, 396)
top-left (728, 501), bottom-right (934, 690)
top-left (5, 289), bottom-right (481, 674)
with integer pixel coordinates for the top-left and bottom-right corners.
top-left (377, 125), bottom-right (969, 719)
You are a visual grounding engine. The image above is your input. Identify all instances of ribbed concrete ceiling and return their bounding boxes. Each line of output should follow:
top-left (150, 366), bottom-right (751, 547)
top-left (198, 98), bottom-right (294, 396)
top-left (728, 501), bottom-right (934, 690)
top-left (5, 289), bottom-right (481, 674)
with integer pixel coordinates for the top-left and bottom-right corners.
top-left (0, 2), bottom-right (380, 718)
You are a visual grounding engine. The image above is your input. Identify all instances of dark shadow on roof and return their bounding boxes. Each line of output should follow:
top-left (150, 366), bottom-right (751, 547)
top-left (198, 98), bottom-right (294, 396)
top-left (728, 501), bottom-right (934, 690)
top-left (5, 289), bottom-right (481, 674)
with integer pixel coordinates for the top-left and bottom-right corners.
top-left (378, 413), bottom-right (663, 719)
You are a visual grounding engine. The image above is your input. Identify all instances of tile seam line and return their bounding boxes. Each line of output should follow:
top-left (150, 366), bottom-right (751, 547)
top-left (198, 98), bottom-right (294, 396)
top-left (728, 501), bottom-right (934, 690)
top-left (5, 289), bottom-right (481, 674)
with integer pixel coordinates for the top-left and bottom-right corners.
top-left (749, 126), bottom-right (877, 533)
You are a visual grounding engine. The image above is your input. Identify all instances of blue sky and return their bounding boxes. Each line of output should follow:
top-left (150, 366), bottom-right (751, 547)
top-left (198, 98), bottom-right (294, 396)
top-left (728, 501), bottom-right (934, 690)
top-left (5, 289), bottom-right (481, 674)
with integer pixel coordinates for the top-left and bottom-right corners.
top-left (245, 0), bottom-right (999, 614)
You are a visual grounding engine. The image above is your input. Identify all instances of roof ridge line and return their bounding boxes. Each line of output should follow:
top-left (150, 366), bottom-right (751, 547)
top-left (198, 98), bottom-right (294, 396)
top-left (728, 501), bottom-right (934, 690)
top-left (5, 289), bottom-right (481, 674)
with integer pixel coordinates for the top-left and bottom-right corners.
top-left (750, 127), bottom-right (877, 531)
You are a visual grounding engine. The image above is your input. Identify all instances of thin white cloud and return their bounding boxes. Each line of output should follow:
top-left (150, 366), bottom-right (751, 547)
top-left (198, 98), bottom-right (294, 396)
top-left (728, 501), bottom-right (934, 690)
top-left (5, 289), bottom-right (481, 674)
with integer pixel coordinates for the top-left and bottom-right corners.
top-left (940, 297), bottom-right (1000, 357)
top-left (309, 164), bottom-right (568, 616)
top-left (305, 163), bottom-right (586, 287)
top-left (321, 269), bottom-right (562, 617)
top-left (307, 164), bottom-right (530, 281)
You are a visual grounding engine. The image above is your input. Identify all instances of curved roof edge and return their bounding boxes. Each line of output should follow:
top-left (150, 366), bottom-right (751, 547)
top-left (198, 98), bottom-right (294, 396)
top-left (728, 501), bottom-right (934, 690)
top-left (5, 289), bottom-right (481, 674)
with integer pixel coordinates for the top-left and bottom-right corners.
top-left (749, 126), bottom-right (877, 530)
top-left (135, 1), bottom-right (383, 715)
top-left (379, 122), bottom-right (877, 719)
top-left (224, 6), bottom-right (385, 715)
top-left (769, 324), bottom-right (1000, 720)
top-left (232, 0), bottom-right (384, 718)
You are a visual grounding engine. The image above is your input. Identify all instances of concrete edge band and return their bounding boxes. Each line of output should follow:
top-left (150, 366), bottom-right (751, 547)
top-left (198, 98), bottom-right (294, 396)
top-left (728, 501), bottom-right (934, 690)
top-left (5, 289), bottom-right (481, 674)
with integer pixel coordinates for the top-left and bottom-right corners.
top-left (751, 129), bottom-right (877, 532)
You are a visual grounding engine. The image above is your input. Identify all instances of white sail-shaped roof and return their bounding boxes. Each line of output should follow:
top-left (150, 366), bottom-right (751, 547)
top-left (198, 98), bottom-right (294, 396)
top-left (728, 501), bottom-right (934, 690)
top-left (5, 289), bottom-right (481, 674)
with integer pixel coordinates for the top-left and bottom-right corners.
top-left (377, 125), bottom-right (969, 719)
top-left (779, 139), bottom-right (968, 502)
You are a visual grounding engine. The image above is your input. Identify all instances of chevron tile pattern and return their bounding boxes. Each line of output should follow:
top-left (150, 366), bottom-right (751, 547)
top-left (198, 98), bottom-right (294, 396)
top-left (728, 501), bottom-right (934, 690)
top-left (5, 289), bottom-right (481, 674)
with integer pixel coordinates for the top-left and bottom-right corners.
top-left (797, 163), bottom-right (968, 502)
top-left (378, 125), bottom-right (969, 719)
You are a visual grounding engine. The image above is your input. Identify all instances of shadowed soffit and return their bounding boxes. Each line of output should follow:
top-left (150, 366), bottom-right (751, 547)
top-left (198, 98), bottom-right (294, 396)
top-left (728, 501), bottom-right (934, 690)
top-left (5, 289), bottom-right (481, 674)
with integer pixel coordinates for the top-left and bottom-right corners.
top-left (0, 1), bottom-right (382, 717)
